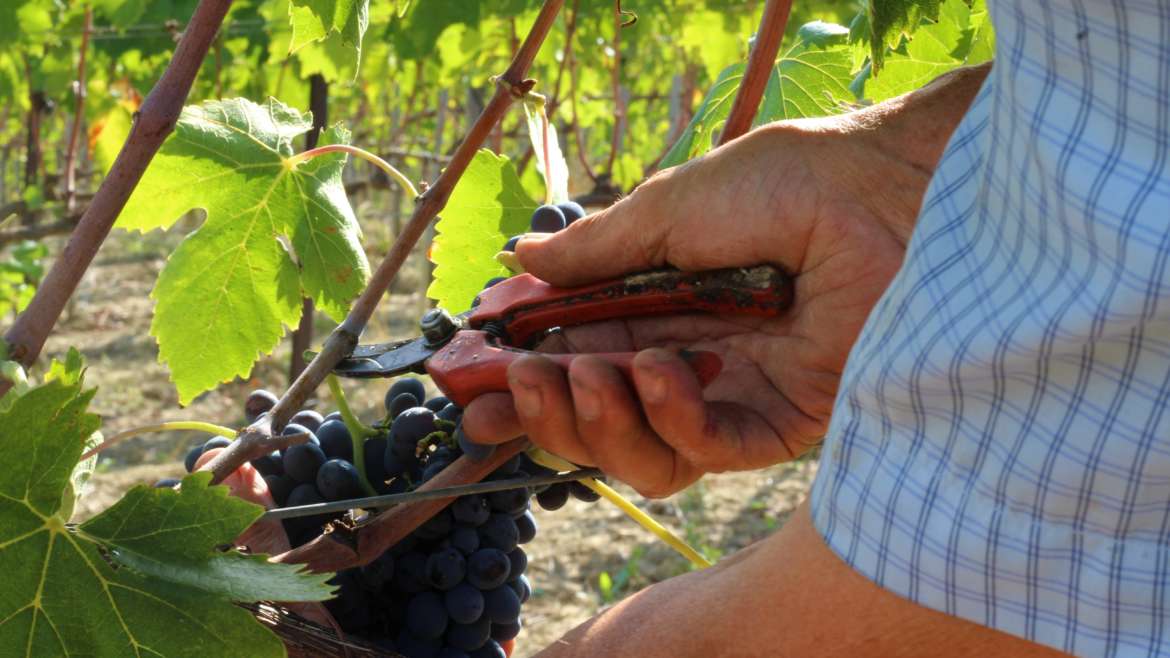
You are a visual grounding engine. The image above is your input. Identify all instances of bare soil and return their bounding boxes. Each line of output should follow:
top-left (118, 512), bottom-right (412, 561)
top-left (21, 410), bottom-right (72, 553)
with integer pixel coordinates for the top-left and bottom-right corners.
top-left (48, 211), bottom-right (816, 656)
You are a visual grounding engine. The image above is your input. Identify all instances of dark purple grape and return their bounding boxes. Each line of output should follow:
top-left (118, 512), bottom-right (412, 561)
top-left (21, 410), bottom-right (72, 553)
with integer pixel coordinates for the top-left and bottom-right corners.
top-left (530, 204), bottom-right (566, 232)
top-left (364, 437), bottom-right (390, 492)
top-left (421, 458), bottom-right (452, 482)
top-left (289, 409), bottom-right (324, 433)
top-left (501, 235), bottom-right (521, 252)
top-left (487, 488), bottom-right (529, 516)
top-left (392, 407), bottom-right (437, 447)
top-left (251, 450), bottom-right (283, 477)
top-left (507, 548), bottom-right (527, 579)
top-left (445, 616), bottom-right (491, 652)
top-left (386, 378), bottom-right (427, 413)
top-left (245, 389), bottom-right (278, 423)
top-left (153, 478), bottom-right (180, 488)
top-left (515, 511), bottom-right (536, 545)
top-left (426, 547), bottom-right (467, 591)
top-left (416, 509), bottom-right (454, 541)
top-left (361, 552), bottom-right (395, 591)
top-left (264, 474), bottom-right (296, 506)
top-left (388, 392), bottom-right (421, 419)
top-left (397, 629), bottom-right (441, 658)
top-left (317, 419), bottom-right (353, 461)
top-left (424, 396), bottom-right (451, 413)
top-left (509, 575), bottom-right (531, 603)
top-left (283, 442), bottom-right (327, 483)
top-left (317, 459), bottom-right (363, 501)
top-left (469, 639), bottom-right (506, 658)
top-left (569, 480), bottom-right (601, 502)
top-left (482, 585), bottom-right (520, 624)
top-left (437, 403), bottom-right (463, 424)
top-left (183, 444), bottom-right (204, 473)
top-left (490, 619), bottom-right (521, 642)
top-left (449, 525), bottom-right (480, 556)
top-left (536, 482), bottom-right (569, 511)
top-left (437, 647), bottom-right (471, 658)
top-left (478, 514), bottom-right (519, 553)
top-left (556, 201), bottom-right (586, 224)
top-left (451, 495), bottom-right (491, 527)
top-left (491, 455), bottom-right (522, 477)
top-left (202, 435), bottom-right (232, 452)
top-left (281, 423), bottom-right (318, 445)
top-left (324, 411), bottom-right (343, 423)
top-left (467, 549), bottom-right (511, 590)
top-left (443, 583), bottom-right (485, 625)
top-left (385, 448), bottom-right (417, 477)
top-left (406, 591), bottom-right (449, 639)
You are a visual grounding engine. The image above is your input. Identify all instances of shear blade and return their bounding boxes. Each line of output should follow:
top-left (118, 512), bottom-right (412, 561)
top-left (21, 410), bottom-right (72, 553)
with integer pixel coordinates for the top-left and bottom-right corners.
top-left (334, 335), bottom-right (437, 378)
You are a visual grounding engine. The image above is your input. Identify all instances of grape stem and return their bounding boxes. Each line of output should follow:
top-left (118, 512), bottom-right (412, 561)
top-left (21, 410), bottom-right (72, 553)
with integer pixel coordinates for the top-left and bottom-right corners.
top-left (528, 448), bottom-right (713, 569)
top-left (288, 144), bottom-right (419, 199)
top-left (326, 374), bottom-right (379, 497)
top-left (80, 421), bottom-right (238, 461)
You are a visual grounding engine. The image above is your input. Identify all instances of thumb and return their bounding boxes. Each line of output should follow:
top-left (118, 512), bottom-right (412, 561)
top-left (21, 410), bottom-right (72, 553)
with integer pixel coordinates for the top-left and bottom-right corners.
top-left (515, 178), bottom-right (671, 287)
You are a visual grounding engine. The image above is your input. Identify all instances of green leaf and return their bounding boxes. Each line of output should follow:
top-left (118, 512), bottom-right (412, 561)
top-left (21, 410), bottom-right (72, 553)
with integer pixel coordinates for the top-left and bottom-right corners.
top-left (660, 31), bottom-right (855, 169)
top-left (797, 20), bottom-right (851, 48)
top-left (116, 98), bottom-right (370, 404)
top-left (867, 0), bottom-right (942, 71)
top-left (862, 0), bottom-right (978, 101)
top-left (427, 150), bottom-right (535, 313)
top-left (289, 0), bottom-right (369, 69)
top-left (0, 381), bottom-right (333, 658)
top-left (91, 102), bottom-right (134, 176)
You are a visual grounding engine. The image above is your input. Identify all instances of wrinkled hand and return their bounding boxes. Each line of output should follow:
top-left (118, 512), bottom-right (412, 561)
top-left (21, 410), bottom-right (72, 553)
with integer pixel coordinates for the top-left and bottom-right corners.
top-left (462, 65), bottom-right (989, 498)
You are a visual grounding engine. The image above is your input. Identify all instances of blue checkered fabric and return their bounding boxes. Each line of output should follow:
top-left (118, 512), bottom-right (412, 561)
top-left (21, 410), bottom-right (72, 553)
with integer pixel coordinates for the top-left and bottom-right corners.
top-left (810, 1), bottom-right (1170, 656)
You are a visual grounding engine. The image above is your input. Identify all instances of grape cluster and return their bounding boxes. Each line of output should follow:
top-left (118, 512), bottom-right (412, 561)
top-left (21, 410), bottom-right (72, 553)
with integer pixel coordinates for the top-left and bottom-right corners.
top-left (171, 373), bottom-right (600, 658)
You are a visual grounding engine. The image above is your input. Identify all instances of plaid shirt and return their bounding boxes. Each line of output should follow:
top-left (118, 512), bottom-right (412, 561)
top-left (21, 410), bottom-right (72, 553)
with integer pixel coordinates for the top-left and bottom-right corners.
top-left (810, 0), bottom-right (1170, 656)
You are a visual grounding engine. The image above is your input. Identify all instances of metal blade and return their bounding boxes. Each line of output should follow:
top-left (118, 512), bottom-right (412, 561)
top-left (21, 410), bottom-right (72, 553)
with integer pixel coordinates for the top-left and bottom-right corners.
top-left (332, 335), bottom-right (436, 379)
top-left (259, 468), bottom-right (603, 521)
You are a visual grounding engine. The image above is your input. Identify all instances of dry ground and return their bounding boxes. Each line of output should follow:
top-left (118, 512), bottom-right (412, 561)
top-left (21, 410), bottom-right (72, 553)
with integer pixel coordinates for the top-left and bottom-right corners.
top-left (43, 205), bottom-right (816, 656)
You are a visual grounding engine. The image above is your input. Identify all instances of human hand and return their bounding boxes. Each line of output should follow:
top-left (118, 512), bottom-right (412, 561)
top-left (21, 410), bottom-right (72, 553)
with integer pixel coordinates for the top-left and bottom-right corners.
top-left (463, 65), bottom-right (990, 497)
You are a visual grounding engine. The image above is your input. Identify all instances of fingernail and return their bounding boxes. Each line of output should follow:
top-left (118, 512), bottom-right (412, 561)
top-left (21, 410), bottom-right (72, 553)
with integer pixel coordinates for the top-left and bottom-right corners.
top-left (571, 377), bottom-right (602, 421)
top-left (511, 380), bottom-right (543, 418)
top-left (636, 363), bottom-right (668, 404)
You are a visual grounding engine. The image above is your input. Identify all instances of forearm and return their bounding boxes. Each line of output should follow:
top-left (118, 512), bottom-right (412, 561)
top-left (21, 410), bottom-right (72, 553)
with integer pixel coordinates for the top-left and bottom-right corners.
top-left (536, 499), bottom-right (1062, 658)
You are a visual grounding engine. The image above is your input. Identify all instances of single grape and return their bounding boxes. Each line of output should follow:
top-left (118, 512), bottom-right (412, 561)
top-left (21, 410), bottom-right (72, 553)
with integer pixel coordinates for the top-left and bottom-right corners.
top-left (509, 574), bottom-right (531, 603)
top-left (426, 547), bottom-right (467, 591)
top-left (456, 424), bottom-right (495, 462)
top-left (183, 444), bottom-right (204, 473)
top-left (501, 235), bottom-right (521, 253)
top-left (289, 409), bottom-right (324, 433)
top-left (467, 549), bottom-right (511, 590)
top-left (317, 419), bottom-right (354, 461)
top-left (487, 488), bottom-right (529, 516)
top-left (437, 403), bottom-right (464, 424)
top-left (492, 455), bottom-right (522, 477)
top-left (482, 277), bottom-right (507, 290)
top-left (245, 389), bottom-right (278, 423)
top-left (536, 482), bottom-right (569, 510)
top-left (361, 552), bottom-right (396, 591)
top-left (386, 378), bottom-right (428, 412)
top-left (416, 509), bottom-right (454, 541)
top-left (283, 442), bottom-right (327, 483)
top-left (449, 526), bottom-right (480, 556)
top-left (445, 616), bottom-right (491, 652)
top-left (263, 474), bottom-right (296, 506)
top-left (424, 396), bottom-right (451, 413)
top-left (202, 435), bottom-right (232, 452)
top-left (391, 407), bottom-right (438, 446)
top-left (324, 411), bottom-right (343, 423)
top-left (388, 392), bottom-right (421, 418)
top-left (482, 585), bottom-right (521, 625)
top-left (385, 448), bottom-right (417, 477)
top-left (451, 495), bottom-right (491, 527)
top-left (421, 458), bottom-right (451, 482)
top-left (469, 639), bottom-right (506, 658)
top-left (364, 437), bottom-right (391, 492)
top-left (530, 204), bottom-right (566, 232)
top-left (397, 629), bottom-right (442, 658)
top-left (250, 450), bottom-right (283, 477)
top-left (407, 591), bottom-right (449, 639)
top-left (286, 482), bottom-right (324, 507)
top-left (556, 201), bottom-right (586, 224)
top-left (395, 552), bottom-right (431, 594)
top-left (152, 478), bottom-right (180, 489)
top-left (518, 453), bottom-right (557, 478)
top-left (317, 459), bottom-right (363, 501)
top-left (443, 583), bottom-right (485, 625)
top-left (490, 619), bottom-right (521, 642)
top-left (507, 548), bottom-right (527, 580)
top-left (478, 513), bottom-right (519, 553)
top-left (569, 480), bottom-right (601, 502)
top-left (515, 511), bottom-right (537, 544)
top-left (281, 422), bottom-right (319, 445)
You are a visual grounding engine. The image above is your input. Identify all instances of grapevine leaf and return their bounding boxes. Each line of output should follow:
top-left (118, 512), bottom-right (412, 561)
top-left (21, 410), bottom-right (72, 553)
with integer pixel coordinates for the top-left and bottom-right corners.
top-left (660, 29), bottom-right (854, 169)
top-left (289, 0), bottom-right (369, 70)
top-left (797, 20), bottom-right (851, 48)
top-left (0, 380), bottom-right (332, 658)
top-left (89, 101), bottom-right (135, 176)
top-left (867, 0), bottom-right (942, 71)
top-left (116, 98), bottom-right (369, 404)
top-left (427, 150), bottom-right (535, 313)
top-left (521, 98), bottom-right (570, 205)
top-left (861, 0), bottom-right (977, 101)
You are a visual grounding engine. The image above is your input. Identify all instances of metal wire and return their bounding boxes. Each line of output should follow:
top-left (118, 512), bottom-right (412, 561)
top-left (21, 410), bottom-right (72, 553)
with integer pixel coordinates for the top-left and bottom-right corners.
top-left (261, 467), bottom-right (603, 521)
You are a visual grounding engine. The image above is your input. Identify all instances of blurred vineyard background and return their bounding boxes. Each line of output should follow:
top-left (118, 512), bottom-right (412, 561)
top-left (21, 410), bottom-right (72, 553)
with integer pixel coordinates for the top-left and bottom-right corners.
top-left (0, 0), bottom-right (990, 653)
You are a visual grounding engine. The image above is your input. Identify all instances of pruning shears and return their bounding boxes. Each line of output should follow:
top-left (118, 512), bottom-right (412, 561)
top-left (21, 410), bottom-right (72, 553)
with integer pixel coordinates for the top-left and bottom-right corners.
top-left (332, 265), bottom-right (795, 406)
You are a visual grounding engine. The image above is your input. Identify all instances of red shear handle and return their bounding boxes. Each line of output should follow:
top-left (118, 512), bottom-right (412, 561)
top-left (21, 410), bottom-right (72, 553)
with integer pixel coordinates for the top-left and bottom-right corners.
top-left (470, 265), bottom-right (793, 348)
top-left (427, 331), bottom-right (723, 408)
